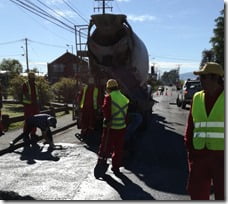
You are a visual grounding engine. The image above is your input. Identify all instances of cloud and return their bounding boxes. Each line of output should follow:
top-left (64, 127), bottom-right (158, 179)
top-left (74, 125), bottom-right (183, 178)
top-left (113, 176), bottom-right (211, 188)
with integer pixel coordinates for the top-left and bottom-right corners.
top-left (116, 0), bottom-right (131, 2)
top-left (127, 14), bottom-right (156, 22)
top-left (53, 9), bottom-right (76, 18)
top-left (44, 0), bottom-right (64, 5)
top-left (149, 60), bottom-right (200, 74)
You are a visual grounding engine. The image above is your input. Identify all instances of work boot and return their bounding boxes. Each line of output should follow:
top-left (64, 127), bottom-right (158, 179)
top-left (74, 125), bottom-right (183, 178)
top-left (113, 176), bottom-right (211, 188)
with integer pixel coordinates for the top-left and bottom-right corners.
top-left (94, 159), bottom-right (109, 179)
top-left (111, 167), bottom-right (121, 176)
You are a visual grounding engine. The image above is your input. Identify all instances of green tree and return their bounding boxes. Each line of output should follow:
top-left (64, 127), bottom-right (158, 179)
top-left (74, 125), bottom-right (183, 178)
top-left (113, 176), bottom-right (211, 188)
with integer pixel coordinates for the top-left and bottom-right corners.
top-left (200, 49), bottom-right (215, 67)
top-left (51, 78), bottom-right (77, 103)
top-left (161, 69), bottom-right (179, 85)
top-left (0, 58), bottom-right (23, 76)
top-left (210, 9), bottom-right (224, 68)
top-left (9, 75), bottom-right (53, 107)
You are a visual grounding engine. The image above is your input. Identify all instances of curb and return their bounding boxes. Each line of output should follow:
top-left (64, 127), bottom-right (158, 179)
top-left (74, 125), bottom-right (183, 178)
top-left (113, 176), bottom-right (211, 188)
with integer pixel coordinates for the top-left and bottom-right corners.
top-left (0, 122), bottom-right (77, 156)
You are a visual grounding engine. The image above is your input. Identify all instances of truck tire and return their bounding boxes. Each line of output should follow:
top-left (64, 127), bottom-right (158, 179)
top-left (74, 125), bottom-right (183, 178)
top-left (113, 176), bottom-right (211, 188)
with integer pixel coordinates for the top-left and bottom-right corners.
top-left (176, 98), bottom-right (181, 107)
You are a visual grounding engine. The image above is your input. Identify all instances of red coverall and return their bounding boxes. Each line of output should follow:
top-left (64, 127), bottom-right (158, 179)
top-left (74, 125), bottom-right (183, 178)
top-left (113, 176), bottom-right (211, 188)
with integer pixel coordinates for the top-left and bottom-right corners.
top-left (23, 81), bottom-right (40, 135)
top-left (77, 84), bottom-right (98, 131)
top-left (184, 87), bottom-right (224, 200)
top-left (98, 94), bottom-right (127, 170)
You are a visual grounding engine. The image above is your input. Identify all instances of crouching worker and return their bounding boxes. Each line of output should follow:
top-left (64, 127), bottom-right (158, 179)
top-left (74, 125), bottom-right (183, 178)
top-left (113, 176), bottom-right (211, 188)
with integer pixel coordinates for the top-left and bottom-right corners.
top-left (10, 114), bottom-right (57, 149)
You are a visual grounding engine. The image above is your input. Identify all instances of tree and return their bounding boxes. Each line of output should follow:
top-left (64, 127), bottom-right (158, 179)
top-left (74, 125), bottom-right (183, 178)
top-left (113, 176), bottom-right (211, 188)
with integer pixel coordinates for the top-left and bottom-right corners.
top-left (161, 69), bottom-right (179, 85)
top-left (210, 9), bottom-right (224, 68)
top-left (9, 75), bottom-right (53, 107)
top-left (200, 49), bottom-right (216, 67)
top-left (51, 77), bottom-right (77, 103)
top-left (0, 58), bottom-right (23, 76)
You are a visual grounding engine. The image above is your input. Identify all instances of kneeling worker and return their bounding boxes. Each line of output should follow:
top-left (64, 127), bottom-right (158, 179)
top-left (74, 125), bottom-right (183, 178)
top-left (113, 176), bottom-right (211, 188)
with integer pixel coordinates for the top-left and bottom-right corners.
top-left (10, 114), bottom-right (57, 149)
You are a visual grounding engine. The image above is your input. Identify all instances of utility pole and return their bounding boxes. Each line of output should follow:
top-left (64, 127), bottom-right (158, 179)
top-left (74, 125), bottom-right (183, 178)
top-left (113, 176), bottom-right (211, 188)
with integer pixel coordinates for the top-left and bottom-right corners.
top-left (25, 38), bottom-right (29, 72)
top-left (94, 0), bottom-right (113, 14)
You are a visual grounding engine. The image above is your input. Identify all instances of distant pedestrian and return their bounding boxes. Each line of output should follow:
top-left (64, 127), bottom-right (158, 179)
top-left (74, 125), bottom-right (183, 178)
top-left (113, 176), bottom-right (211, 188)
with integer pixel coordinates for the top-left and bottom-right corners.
top-left (22, 72), bottom-right (40, 143)
top-left (10, 114), bottom-right (57, 150)
top-left (94, 79), bottom-right (129, 178)
top-left (184, 62), bottom-right (224, 200)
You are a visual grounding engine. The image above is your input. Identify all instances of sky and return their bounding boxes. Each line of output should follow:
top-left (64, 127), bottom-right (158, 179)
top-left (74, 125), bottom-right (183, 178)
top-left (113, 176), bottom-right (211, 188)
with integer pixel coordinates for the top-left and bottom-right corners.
top-left (0, 0), bottom-right (224, 75)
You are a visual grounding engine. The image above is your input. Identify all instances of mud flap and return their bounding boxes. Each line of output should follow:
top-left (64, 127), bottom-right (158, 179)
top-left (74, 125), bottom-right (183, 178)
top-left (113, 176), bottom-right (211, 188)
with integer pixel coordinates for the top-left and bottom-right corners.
top-left (94, 160), bottom-right (109, 179)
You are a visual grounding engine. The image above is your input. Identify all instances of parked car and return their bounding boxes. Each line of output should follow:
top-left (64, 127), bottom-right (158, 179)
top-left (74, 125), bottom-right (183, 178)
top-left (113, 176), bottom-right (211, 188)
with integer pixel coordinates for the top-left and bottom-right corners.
top-left (176, 79), bottom-right (202, 109)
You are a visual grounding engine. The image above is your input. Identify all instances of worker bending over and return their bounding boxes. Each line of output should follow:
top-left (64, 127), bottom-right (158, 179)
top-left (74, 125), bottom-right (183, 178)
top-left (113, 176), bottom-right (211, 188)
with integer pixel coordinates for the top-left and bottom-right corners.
top-left (10, 114), bottom-right (57, 149)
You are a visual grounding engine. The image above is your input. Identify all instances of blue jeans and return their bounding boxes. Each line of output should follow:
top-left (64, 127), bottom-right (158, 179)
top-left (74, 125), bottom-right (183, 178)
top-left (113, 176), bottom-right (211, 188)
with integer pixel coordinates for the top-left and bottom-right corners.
top-left (125, 112), bottom-right (143, 142)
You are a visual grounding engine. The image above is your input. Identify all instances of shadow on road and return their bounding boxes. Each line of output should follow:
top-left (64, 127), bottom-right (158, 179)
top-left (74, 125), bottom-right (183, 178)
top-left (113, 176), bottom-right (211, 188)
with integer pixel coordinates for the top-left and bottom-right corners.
top-left (124, 113), bottom-right (189, 195)
top-left (103, 174), bottom-right (155, 200)
top-left (0, 190), bottom-right (35, 200)
top-left (14, 144), bottom-right (60, 164)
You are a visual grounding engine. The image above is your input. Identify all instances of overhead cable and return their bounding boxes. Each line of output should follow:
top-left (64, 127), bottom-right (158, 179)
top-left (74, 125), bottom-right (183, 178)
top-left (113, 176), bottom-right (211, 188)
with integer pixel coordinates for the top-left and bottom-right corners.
top-left (62, 0), bottom-right (89, 24)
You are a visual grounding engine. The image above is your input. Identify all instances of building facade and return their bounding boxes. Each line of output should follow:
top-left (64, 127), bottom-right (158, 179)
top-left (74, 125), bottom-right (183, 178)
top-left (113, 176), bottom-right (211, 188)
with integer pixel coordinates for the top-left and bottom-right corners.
top-left (47, 52), bottom-right (88, 84)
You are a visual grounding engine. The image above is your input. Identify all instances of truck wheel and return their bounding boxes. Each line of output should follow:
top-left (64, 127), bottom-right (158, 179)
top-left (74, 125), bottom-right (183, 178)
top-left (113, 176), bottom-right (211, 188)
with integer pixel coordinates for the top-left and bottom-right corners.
top-left (176, 98), bottom-right (181, 107)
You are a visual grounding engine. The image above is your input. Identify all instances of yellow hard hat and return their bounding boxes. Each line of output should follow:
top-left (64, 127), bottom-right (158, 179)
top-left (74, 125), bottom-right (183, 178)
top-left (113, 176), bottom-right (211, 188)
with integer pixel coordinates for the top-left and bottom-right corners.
top-left (106, 79), bottom-right (118, 89)
top-left (28, 72), bottom-right (35, 78)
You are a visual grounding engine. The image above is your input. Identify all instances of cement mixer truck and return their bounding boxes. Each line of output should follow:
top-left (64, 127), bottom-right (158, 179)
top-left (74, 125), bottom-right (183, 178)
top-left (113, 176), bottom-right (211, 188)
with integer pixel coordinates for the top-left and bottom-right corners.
top-left (87, 14), bottom-right (154, 113)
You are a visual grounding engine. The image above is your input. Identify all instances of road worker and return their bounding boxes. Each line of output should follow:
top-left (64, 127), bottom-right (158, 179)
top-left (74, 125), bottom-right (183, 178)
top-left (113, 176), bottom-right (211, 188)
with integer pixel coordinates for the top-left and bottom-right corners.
top-left (94, 79), bottom-right (129, 177)
top-left (77, 76), bottom-right (100, 139)
top-left (22, 72), bottom-right (40, 144)
top-left (10, 113), bottom-right (57, 150)
top-left (184, 62), bottom-right (224, 200)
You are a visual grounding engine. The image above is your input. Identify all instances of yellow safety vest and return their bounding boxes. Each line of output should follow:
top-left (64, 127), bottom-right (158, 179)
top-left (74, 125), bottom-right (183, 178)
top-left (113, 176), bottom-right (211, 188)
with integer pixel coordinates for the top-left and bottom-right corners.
top-left (104, 90), bottom-right (129, 130)
top-left (192, 90), bottom-right (224, 150)
top-left (80, 85), bottom-right (98, 110)
top-left (22, 81), bottom-right (39, 104)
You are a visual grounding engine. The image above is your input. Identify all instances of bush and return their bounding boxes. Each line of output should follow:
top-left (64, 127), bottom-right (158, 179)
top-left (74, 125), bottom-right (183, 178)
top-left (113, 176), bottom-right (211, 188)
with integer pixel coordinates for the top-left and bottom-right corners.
top-left (51, 77), bottom-right (77, 103)
top-left (8, 75), bottom-right (53, 107)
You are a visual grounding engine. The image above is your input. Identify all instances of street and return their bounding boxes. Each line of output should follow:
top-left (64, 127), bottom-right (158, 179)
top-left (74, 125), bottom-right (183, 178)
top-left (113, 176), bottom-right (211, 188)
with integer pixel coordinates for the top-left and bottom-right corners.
top-left (0, 86), bottom-right (192, 200)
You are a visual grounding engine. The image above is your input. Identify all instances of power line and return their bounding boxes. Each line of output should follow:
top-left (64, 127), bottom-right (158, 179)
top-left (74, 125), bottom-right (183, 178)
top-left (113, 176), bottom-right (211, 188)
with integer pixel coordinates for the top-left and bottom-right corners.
top-left (30, 40), bottom-right (67, 49)
top-left (0, 39), bottom-right (24, 46)
top-left (35, 0), bottom-right (76, 26)
top-left (9, 0), bottom-right (75, 33)
top-left (62, 0), bottom-right (89, 24)
top-left (153, 55), bottom-right (200, 62)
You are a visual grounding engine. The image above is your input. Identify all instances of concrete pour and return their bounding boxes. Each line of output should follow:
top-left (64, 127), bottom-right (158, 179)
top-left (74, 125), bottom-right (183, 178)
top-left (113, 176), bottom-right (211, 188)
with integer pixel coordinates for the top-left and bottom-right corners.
top-left (0, 142), bottom-right (121, 200)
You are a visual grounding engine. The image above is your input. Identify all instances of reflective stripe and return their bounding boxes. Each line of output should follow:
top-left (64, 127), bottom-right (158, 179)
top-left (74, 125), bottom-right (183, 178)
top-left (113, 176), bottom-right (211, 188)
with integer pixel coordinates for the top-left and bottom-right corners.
top-left (194, 122), bottom-right (224, 128)
top-left (80, 85), bottom-right (98, 109)
top-left (194, 132), bottom-right (224, 139)
top-left (111, 102), bottom-right (128, 118)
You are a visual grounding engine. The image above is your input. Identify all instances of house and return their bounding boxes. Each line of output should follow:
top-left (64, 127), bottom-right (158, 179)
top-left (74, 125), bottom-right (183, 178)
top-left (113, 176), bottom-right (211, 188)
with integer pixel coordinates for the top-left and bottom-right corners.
top-left (47, 51), bottom-right (88, 84)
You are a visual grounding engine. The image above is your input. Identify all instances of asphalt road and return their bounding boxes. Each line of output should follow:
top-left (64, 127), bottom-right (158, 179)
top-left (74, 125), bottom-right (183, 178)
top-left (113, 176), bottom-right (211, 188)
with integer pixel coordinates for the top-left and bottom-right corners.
top-left (0, 86), bottom-right (198, 200)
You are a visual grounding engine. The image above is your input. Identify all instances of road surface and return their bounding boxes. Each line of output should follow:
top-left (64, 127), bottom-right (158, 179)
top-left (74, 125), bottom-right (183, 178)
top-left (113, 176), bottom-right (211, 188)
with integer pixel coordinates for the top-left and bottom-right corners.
top-left (1, 86), bottom-right (207, 200)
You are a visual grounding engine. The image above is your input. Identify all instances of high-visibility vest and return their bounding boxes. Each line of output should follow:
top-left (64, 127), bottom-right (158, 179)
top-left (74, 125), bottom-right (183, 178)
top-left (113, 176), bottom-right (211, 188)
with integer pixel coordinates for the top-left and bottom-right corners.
top-left (192, 90), bottom-right (224, 150)
top-left (22, 81), bottom-right (39, 104)
top-left (104, 90), bottom-right (129, 130)
top-left (80, 85), bottom-right (98, 110)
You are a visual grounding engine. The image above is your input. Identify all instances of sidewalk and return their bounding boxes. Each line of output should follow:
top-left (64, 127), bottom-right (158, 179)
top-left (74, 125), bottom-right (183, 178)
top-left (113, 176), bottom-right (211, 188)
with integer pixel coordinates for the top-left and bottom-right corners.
top-left (0, 113), bottom-right (77, 155)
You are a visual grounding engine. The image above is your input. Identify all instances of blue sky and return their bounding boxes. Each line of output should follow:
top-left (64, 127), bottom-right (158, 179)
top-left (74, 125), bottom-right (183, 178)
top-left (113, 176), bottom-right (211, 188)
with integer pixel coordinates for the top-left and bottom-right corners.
top-left (0, 0), bottom-right (224, 75)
